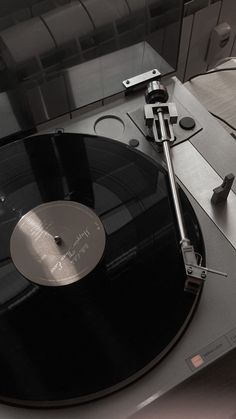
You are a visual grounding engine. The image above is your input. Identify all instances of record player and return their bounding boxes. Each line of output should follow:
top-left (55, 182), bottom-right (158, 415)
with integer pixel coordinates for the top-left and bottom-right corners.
top-left (0, 1), bottom-right (235, 418)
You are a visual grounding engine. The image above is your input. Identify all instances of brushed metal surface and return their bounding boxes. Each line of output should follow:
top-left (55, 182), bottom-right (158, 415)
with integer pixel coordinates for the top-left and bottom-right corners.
top-left (172, 140), bottom-right (236, 250)
top-left (170, 76), bottom-right (236, 197)
top-left (10, 201), bottom-right (106, 286)
top-left (129, 345), bottom-right (236, 419)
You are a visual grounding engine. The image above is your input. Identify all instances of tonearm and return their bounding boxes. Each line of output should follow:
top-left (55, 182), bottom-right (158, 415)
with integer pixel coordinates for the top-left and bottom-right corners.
top-left (144, 80), bottom-right (227, 294)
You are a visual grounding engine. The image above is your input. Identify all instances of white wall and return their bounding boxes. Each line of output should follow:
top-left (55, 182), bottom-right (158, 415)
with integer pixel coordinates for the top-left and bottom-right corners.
top-left (177, 0), bottom-right (236, 81)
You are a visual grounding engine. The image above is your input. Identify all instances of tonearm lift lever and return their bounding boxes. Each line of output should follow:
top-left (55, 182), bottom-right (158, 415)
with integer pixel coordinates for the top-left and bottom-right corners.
top-left (144, 81), bottom-right (227, 293)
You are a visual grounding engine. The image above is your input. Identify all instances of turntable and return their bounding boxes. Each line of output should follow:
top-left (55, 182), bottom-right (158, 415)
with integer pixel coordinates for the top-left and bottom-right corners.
top-left (0, 1), bottom-right (236, 418)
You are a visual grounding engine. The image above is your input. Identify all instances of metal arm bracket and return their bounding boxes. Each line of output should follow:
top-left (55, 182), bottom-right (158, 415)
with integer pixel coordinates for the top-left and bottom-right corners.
top-left (144, 103), bottom-right (178, 128)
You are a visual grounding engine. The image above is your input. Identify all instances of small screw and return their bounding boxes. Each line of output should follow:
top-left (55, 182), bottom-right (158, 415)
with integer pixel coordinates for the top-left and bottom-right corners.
top-left (201, 271), bottom-right (207, 279)
top-left (152, 70), bottom-right (156, 74)
top-left (54, 236), bottom-right (62, 246)
top-left (126, 80), bottom-right (130, 85)
top-left (187, 267), bottom-right (193, 274)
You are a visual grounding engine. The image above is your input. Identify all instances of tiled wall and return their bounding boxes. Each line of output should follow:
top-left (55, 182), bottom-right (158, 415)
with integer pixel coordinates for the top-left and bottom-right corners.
top-left (0, 1), bottom-right (70, 29)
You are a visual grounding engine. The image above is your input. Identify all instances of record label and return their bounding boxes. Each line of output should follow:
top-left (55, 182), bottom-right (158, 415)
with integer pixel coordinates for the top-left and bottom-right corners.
top-left (10, 201), bottom-right (106, 286)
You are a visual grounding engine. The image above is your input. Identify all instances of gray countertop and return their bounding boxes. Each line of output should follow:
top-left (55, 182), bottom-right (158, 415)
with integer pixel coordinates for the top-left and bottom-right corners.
top-left (184, 59), bottom-right (236, 135)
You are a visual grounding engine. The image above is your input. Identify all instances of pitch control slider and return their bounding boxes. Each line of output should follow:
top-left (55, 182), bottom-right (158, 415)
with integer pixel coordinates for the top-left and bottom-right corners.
top-left (144, 81), bottom-right (227, 293)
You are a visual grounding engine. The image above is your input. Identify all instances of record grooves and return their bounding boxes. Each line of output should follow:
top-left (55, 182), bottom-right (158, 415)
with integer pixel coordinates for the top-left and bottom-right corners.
top-left (0, 133), bottom-right (205, 407)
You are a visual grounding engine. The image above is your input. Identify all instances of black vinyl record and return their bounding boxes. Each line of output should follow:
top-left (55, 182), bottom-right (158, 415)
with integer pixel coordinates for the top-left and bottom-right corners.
top-left (0, 133), bottom-right (205, 407)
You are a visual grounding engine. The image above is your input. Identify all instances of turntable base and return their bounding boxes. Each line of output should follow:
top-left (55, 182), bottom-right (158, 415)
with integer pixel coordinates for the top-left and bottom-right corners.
top-left (0, 132), bottom-right (203, 406)
top-left (0, 76), bottom-right (236, 418)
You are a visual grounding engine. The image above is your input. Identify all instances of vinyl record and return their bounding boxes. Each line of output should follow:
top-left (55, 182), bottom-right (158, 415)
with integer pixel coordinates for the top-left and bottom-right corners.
top-left (0, 133), bottom-right (205, 406)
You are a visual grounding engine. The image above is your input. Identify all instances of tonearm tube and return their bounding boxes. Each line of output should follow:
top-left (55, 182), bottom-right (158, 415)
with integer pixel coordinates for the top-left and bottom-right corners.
top-left (144, 81), bottom-right (227, 294)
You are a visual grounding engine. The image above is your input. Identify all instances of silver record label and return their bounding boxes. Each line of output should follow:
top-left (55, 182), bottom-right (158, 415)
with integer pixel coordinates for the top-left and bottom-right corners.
top-left (10, 201), bottom-right (106, 286)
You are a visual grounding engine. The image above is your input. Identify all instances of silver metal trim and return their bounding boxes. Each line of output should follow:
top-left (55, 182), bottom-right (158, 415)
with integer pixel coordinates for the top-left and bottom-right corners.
top-left (123, 69), bottom-right (161, 89)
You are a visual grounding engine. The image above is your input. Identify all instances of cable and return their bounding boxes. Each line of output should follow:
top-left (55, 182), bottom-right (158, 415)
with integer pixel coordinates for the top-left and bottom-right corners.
top-left (188, 67), bottom-right (236, 82)
top-left (209, 111), bottom-right (236, 132)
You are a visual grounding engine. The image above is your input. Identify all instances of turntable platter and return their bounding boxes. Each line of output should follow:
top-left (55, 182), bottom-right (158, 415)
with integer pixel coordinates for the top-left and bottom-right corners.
top-left (0, 133), bottom-right (204, 406)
